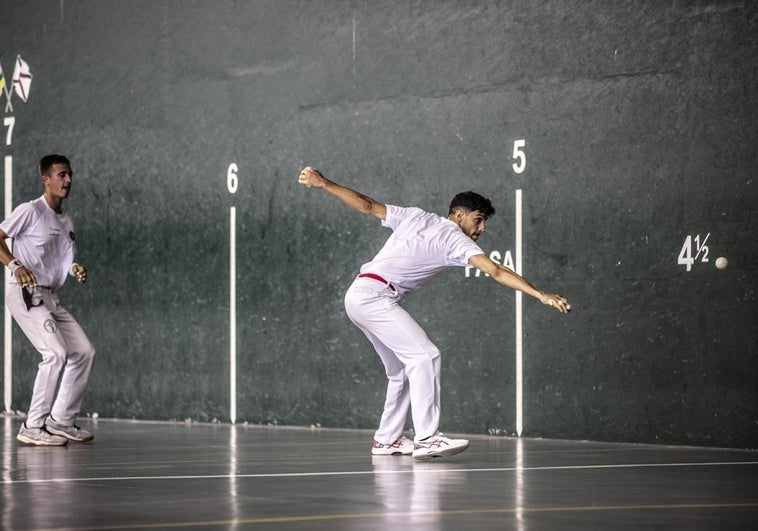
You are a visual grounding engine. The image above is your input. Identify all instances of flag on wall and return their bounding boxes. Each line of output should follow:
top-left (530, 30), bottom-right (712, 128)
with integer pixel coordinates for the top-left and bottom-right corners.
top-left (12, 55), bottom-right (32, 102)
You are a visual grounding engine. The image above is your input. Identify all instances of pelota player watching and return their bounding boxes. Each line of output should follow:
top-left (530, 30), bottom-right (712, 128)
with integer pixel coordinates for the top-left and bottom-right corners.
top-left (0, 154), bottom-right (96, 446)
top-left (298, 166), bottom-right (570, 460)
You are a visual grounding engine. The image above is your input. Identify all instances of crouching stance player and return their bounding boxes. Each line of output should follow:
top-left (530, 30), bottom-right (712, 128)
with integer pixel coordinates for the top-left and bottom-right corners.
top-left (1, 155), bottom-right (96, 446)
top-left (298, 166), bottom-right (570, 460)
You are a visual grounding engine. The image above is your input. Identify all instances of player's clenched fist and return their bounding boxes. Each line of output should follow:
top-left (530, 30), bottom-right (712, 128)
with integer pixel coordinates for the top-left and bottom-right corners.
top-left (298, 166), bottom-right (328, 189)
top-left (71, 264), bottom-right (88, 284)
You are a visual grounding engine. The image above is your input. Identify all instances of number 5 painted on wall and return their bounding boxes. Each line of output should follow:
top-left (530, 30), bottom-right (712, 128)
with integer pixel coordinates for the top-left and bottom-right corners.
top-left (512, 139), bottom-right (526, 174)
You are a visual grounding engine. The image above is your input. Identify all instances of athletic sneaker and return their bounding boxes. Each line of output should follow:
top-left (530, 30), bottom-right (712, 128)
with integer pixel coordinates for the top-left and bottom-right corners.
top-left (45, 418), bottom-right (94, 442)
top-left (412, 432), bottom-right (469, 461)
top-left (16, 423), bottom-right (68, 446)
top-left (372, 435), bottom-right (414, 455)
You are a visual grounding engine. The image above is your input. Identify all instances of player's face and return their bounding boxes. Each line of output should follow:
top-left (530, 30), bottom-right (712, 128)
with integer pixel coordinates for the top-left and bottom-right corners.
top-left (459, 210), bottom-right (487, 241)
top-left (43, 163), bottom-right (73, 199)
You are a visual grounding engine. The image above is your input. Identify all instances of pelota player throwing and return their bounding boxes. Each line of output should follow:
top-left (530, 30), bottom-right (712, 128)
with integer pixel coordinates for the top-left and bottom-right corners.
top-left (298, 166), bottom-right (570, 460)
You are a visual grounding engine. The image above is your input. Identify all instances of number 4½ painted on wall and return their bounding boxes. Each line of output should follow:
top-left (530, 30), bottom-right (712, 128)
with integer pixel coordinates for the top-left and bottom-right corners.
top-left (678, 233), bottom-right (710, 271)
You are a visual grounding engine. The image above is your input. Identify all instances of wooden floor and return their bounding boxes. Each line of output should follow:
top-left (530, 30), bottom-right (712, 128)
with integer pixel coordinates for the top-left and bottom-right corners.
top-left (2, 416), bottom-right (757, 530)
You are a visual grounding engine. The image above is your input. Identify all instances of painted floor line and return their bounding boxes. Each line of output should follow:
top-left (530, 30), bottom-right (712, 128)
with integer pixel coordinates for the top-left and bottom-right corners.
top-left (50, 502), bottom-right (758, 530)
top-left (5, 460), bottom-right (757, 485)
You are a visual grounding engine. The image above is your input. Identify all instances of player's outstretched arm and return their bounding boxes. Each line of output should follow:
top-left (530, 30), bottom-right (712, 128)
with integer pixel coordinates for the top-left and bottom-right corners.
top-left (468, 253), bottom-right (571, 313)
top-left (298, 166), bottom-right (387, 220)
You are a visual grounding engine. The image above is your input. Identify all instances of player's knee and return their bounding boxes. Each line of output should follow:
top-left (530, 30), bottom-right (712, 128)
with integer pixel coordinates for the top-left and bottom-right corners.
top-left (40, 349), bottom-right (67, 369)
top-left (386, 365), bottom-right (407, 380)
top-left (423, 346), bottom-right (441, 360)
top-left (79, 345), bottom-right (96, 363)
top-left (67, 343), bottom-right (95, 364)
top-left (405, 348), bottom-right (441, 369)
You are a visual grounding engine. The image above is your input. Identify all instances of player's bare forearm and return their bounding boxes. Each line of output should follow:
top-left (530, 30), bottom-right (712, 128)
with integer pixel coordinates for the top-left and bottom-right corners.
top-left (0, 229), bottom-right (38, 287)
top-left (298, 166), bottom-right (387, 220)
top-left (468, 253), bottom-right (571, 313)
top-left (0, 229), bottom-right (15, 266)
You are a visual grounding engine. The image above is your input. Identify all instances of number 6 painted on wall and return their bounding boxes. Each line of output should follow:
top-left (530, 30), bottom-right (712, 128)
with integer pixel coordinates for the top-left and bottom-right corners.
top-left (512, 139), bottom-right (526, 174)
top-left (227, 163), bottom-right (238, 194)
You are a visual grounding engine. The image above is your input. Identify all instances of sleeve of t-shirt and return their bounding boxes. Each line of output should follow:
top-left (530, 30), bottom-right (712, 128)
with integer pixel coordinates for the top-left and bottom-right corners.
top-left (0, 201), bottom-right (36, 238)
top-left (446, 231), bottom-right (486, 267)
top-left (381, 205), bottom-right (425, 231)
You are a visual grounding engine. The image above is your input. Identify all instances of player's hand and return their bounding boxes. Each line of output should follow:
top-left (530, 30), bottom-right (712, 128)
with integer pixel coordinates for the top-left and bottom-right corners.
top-left (298, 166), bottom-right (328, 189)
top-left (72, 264), bottom-right (88, 284)
top-left (14, 266), bottom-right (37, 289)
top-left (541, 293), bottom-right (571, 313)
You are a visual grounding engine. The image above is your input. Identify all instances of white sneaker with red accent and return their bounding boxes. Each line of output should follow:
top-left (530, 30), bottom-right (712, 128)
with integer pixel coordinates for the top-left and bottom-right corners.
top-left (412, 432), bottom-right (469, 461)
top-left (371, 435), bottom-right (414, 455)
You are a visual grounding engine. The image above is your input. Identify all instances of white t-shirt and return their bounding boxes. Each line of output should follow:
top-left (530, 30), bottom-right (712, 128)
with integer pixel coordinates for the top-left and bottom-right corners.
top-left (0, 195), bottom-right (77, 289)
top-left (360, 205), bottom-right (485, 296)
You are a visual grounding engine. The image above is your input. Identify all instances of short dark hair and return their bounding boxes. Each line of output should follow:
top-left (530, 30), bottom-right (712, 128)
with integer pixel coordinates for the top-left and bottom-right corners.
top-left (39, 154), bottom-right (71, 176)
top-left (448, 191), bottom-right (495, 219)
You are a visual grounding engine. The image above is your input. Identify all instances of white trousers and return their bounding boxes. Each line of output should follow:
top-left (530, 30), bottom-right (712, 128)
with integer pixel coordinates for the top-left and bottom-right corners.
top-left (6, 286), bottom-right (95, 427)
top-left (344, 277), bottom-right (441, 443)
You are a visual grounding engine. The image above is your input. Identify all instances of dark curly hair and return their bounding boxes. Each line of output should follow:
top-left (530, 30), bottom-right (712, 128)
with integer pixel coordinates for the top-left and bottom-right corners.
top-left (448, 191), bottom-right (495, 219)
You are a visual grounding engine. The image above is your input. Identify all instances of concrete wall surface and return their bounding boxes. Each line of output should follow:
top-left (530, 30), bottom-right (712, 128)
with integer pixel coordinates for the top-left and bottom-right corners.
top-left (1, 0), bottom-right (756, 448)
